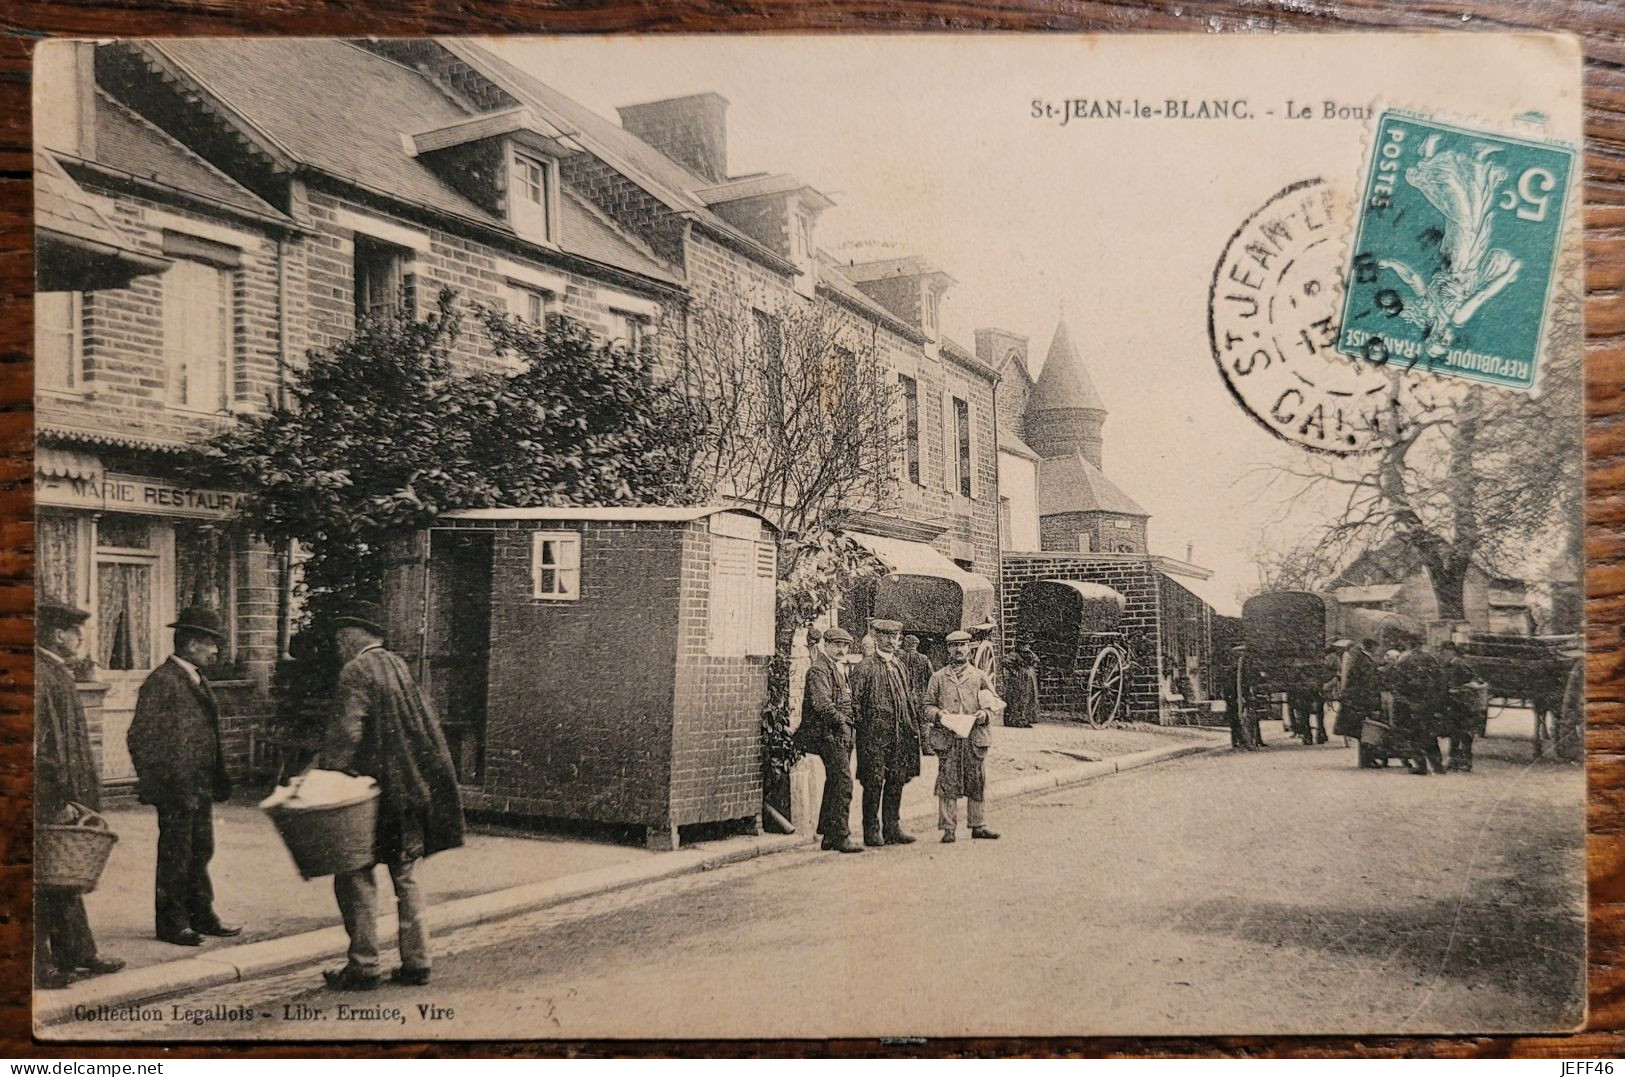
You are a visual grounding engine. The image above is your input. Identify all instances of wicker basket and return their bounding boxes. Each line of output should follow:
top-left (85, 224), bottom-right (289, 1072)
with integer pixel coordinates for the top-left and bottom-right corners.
top-left (1360, 718), bottom-right (1394, 751)
top-left (266, 788), bottom-right (380, 880)
top-left (37, 805), bottom-right (118, 893)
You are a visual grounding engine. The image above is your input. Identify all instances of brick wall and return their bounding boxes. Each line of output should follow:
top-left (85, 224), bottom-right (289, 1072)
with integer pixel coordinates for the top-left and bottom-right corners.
top-left (1026, 405), bottom-right (1106, 471)
top-left (670, 524), bottom-right (765, 825)
top-left (1001, 552), bottom-right (1164, 720)
top-left (1040, 511), bottom-right (1149, 556)
top-left (38, 182), bottom-right (283, 446)
top-left (474, 518), bottom-right (684, 826)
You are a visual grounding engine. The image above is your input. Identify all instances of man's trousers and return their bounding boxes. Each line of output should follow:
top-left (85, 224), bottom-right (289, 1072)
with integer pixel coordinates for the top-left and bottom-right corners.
top-left (816, 732), bottom-right (855, 841)
top-left (333, 858), bottom-right (430, 975)
top-left (35, 888), bottom-right (95, 974)
top-left (860, 772), bottom-right (907, 839)
top-left (154, 800), bottom-right (219, 937)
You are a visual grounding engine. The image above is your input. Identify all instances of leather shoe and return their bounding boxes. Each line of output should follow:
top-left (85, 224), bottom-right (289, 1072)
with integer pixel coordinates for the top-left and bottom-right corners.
top-left (940, 831), bottom-right (956, 843)
top-left (864, 830), bottom-right (885, 847)
top-left (971, 827), bottom-right (1001, 840)
top-left (78, 956), bottom-right (126, 976)
top-left (883, 830), bottom-right (917, 845)
top-left (158, 928), bottom-right (206, 947)
top-left (323, 965), bottom-right (381, 992)
top-left (36, 969), bottom-right (76, 989)
top-left (195, 921), bottom-right (243, 938)
top-left (390, 966), bottom-right (432, 986)
top-left (829, 838), bottom-right (864, 854)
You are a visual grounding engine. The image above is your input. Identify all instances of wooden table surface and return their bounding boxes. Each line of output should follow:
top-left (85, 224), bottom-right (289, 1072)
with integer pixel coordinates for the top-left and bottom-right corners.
top-left (1, 0), bottom-right (1622, 1057)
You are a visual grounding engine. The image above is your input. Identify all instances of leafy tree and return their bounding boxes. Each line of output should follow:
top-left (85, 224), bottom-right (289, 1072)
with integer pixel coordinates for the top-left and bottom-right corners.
top-left (204, 288), bottom-right (701, 627)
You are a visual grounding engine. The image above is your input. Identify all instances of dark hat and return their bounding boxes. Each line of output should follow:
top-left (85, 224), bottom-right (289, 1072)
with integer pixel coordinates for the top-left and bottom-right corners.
top-left (37, 600), bottom-right (90, 632)
top-left (946, 630), bottom-right (973, 643)
top-left (872, 619), bottom-right (904, 634)
top-left (333, 601), bottom-right (387, 637)
top-left (169, 605), bottom-right (226, 640)
top-left (904, 634), bottom-right (920, 646)
top-left (822, 627), bottom-right (853, 645)
top-left (806, 626), bottom-right (823, 644)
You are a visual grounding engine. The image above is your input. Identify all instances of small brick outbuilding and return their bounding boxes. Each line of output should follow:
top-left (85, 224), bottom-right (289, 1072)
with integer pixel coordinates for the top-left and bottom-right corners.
top-left (383, 506), bottom-right (779, 850)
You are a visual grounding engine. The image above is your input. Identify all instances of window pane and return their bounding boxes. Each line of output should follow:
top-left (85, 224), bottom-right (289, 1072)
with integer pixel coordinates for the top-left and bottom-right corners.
top-left (98, 516), bottom-right (151, 550)
top-left (164, 260), bottom-right (230, 410)
top-left (97, 560), bottom-right (152, 671)
top-left (37, 513), bottom-right (79, 606)
top-left (37, 292), bottom-right (80, 390)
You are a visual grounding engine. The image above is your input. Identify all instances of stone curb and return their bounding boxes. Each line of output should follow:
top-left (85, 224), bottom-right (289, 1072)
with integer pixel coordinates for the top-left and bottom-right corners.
top-left (37, 734), bottom-right (1223, 1028)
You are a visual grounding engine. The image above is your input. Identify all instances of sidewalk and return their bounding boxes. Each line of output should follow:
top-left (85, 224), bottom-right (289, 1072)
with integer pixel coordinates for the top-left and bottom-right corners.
top-left (39, 719), bottom-right (1225, 1026)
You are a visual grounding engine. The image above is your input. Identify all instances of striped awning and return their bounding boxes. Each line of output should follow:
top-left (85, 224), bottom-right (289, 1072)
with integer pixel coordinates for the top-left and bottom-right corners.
top-left (35, 446), bottom-right (102, 482)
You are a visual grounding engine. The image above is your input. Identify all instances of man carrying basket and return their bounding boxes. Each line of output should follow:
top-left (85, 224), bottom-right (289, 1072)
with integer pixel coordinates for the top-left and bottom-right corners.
top-left (35, 601), bottom-right (125, 988)
top-left (318, 602), bottom-right (464, 991)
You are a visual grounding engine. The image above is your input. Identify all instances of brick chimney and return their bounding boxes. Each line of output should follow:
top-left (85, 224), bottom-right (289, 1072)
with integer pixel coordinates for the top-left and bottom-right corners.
top-left (617, 93), bottom-right (729, 183)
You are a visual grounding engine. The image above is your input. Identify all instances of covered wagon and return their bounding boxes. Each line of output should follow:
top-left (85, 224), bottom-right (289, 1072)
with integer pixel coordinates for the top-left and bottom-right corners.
top-left (1019, 579), bottom-right (1130, 726)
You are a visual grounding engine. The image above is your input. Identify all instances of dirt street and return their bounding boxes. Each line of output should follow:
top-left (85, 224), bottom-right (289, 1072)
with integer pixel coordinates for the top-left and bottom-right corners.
top-left (62, 724), bottom-right (1583, 1041)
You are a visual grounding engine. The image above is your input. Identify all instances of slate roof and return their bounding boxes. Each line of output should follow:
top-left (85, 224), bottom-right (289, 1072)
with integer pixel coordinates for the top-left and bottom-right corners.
top-left (94, 91), bottom-right (285, 219)
top-left (1029, 318), bottom-right (1106, 413)
top-left (1037, 450), bottom-right (1149, 517)
top-left (149, 39), bottom-right (677, 284)
top-left (444, 42), bottom-right (797, 274)
top-left (35, 151), bottom-right (132, 250)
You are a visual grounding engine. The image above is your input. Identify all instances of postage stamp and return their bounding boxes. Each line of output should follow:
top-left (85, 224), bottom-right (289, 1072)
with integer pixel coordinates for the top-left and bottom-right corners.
top-left (1336, 110), bottom-right (1577, 391)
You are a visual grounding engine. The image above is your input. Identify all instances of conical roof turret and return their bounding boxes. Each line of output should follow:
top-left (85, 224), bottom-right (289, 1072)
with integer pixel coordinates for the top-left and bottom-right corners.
top-left (1029, 318), bottom-right (1105, 413)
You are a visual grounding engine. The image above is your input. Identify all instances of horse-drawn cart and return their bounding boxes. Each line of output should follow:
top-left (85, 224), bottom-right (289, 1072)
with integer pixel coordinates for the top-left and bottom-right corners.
top-left (1240, 590), bottom-right (1421, 745)
top-left (1455, 633), bottom-right (1580, 758)
top-left (1020, 579), bottom-right (1131, 727)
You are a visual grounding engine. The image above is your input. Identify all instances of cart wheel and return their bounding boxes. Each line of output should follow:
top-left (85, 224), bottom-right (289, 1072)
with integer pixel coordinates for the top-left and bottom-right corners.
top-left (1487, 697), bottom-right (1512, 719)
top-left (1086, 646), bottom-right (1127, 728)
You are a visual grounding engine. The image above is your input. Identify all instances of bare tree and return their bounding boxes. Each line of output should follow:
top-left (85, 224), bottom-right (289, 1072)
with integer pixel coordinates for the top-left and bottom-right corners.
top-left (677, 289), bottom-right (907, 782)
top-left (1258, 252), bottom-right (1583, 620)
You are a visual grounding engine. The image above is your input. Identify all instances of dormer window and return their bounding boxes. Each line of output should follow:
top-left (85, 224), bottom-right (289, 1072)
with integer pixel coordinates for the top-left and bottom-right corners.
top-left (795, 213), bottom-right (815, 258)
top-left (510, 147), bottom-right (557, 245)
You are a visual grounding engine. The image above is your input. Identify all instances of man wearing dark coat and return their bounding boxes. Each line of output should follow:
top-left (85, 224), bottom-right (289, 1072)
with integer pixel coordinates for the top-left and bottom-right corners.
top-left (1438, 641), bottom-right (1483, 772)
top-left (1337, 638), bottom-right (1383, 766)
top-left (35, 601), bottom-right (124, 988)
top-left (902, 634), bottom-right (937, 755)
top-left (1002, 641), bottom-right (1040, 729)
top-left (1390, 634), bottom-right (1447, 775)
top-left (800, 627), bottom-right (862, 853)
top-left (849, 619), bottom-right (922, 847)
top-left (128, 606), bottom-right (240, 947)
top-left (319, 602), bottom-right (464, 990)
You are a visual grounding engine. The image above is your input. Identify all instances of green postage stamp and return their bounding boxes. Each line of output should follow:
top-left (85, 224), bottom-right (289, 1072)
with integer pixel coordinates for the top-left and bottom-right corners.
top-left (1337, 110), bottom-right (1576, 391)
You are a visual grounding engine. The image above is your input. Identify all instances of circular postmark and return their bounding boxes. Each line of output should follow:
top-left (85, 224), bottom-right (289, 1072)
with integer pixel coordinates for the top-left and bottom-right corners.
top-left (1208, 178), bottom-right (1449, 455)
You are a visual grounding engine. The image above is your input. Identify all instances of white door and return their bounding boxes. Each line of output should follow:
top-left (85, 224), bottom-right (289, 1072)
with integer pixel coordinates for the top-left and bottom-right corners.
top-left (91, 517), bottom-right (174, 783)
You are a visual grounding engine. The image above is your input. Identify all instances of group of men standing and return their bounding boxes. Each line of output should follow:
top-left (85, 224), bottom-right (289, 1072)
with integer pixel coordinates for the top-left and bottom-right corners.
top-left (35, 597), bottom-right (462, 993)
top-left (1335, 634), bottom-right (1485, 775)
top-left (798, 619), bottom-right (1005, 850)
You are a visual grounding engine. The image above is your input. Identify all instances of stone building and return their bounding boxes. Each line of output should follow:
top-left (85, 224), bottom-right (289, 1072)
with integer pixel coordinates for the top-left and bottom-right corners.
top-left (1328, 540), bottom-right (1538, 637)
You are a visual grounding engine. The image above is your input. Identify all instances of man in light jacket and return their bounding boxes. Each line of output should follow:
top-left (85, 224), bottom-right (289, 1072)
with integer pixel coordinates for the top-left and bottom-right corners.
top-left (924, 630), bottom-right (1001, 843)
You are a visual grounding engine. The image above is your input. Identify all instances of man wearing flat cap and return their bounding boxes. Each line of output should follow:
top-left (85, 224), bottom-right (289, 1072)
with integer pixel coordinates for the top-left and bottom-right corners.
top-left (319, 602), bottom-right (464, 991)
top-left (924, 630), bottom-right (1001, 843)
top-left (800, 626), bottom-right (862, 853)
top-left (35, 600), bottom-right (124, 988)
top-left (128, 605), bottom-right (240, 946)
top-left (849, 619), bottom-right (923, 847)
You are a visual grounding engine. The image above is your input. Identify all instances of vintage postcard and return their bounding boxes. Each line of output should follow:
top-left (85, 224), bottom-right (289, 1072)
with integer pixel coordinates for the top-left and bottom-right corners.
top-left (32, 33), bottom-right (1585, 1040)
